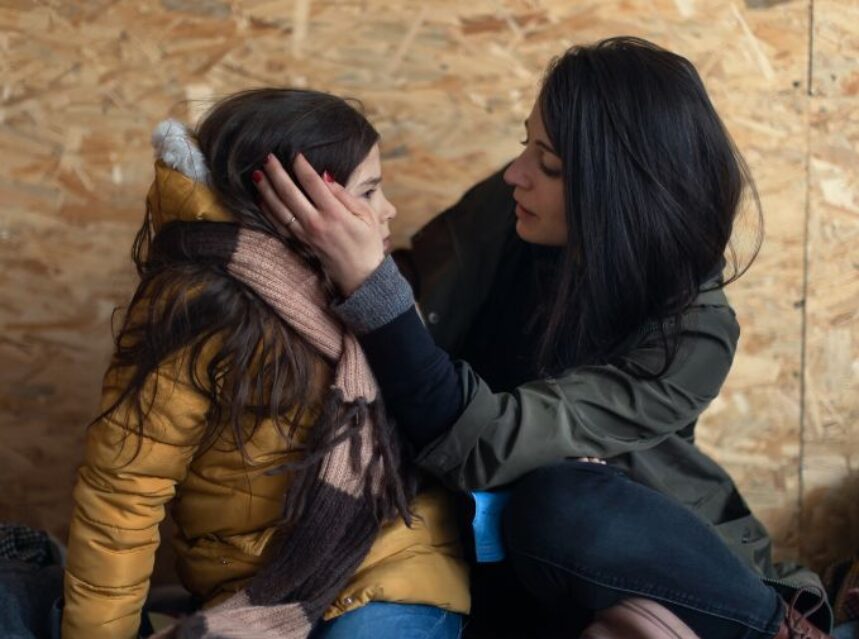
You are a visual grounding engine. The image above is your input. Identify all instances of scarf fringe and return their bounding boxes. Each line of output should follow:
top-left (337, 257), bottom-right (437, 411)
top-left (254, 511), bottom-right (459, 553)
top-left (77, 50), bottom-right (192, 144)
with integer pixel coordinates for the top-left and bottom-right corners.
top-left (273, 387), bottom-right (414, 529)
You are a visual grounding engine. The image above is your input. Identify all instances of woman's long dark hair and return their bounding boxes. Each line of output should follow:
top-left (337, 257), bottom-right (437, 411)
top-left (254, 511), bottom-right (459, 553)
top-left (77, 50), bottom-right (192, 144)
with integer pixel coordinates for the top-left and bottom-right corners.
top-left (100, 88), bottom-right (380, 461)
top-left (537, 36), bottom-right (762, 376)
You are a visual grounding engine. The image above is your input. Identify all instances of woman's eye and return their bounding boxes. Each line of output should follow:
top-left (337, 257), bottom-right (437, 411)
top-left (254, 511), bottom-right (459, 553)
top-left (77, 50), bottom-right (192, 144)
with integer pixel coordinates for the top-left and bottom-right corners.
top-left (362, 188), bottom-right (377, 200)
top-left (540, 164), bottom-right (561, 178)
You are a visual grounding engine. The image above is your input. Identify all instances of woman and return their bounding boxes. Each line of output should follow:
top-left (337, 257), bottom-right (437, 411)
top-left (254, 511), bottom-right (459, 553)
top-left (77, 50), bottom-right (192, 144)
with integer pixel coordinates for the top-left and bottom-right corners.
top-left (251, 38), bottom-right (833, 638)
top-left (62, 88), bottom-right (468, 639)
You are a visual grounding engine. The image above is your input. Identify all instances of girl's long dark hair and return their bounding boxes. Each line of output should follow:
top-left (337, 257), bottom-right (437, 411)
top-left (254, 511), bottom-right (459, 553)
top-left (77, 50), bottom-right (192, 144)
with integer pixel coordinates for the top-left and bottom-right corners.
top-left (537, 37), bottom-right (762, 376)
top-left (99, 88), bottom-right (380, 461)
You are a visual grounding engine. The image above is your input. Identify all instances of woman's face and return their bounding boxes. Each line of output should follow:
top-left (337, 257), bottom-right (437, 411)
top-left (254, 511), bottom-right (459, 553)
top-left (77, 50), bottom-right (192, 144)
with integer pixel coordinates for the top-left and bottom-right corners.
top-left (343, 143), bottom-right (397, 253)
top-left (503, 102), bottom-right (567, 246)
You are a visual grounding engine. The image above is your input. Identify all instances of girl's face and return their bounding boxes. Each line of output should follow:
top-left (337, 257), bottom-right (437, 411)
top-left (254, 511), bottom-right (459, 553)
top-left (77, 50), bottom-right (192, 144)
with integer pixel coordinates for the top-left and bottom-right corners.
top-left (343, 143), bottom-right (397, 253)
top-left (503, 103), bottom-right (567, 246)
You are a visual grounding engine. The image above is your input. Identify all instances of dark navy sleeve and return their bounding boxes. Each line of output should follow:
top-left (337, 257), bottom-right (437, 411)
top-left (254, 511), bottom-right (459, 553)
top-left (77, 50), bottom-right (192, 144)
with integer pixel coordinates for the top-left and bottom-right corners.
top-left (357, 307), bottom-right (463, 449)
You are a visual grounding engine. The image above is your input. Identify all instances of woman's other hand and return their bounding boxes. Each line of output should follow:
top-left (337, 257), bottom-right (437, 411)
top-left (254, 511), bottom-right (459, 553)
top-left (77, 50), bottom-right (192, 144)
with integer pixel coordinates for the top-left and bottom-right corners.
top-left (254, 153), bottom-right (385, 296)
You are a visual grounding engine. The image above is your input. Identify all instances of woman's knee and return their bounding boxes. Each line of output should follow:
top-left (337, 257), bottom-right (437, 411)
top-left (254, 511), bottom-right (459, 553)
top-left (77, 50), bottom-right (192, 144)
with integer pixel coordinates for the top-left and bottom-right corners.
top-left (503, 460), bottom-right (635, 562)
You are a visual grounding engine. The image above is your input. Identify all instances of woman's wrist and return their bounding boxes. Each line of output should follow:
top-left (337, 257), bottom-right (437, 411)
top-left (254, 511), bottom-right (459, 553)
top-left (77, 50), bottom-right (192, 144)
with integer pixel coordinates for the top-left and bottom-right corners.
top-left (331, 255), bottom-right (416, 335)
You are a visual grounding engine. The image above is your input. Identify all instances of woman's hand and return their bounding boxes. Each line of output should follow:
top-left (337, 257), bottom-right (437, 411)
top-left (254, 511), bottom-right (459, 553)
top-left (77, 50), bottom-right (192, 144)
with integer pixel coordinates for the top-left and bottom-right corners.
top-left (254, 153), bottom-right (385, 296)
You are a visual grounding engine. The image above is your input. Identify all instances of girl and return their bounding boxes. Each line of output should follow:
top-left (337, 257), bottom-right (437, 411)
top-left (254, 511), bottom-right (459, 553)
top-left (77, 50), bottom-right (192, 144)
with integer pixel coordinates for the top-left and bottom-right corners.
top-left (252, 38), bottom-right (833, 638)
top-left (62, 89), bottom-right (468, 639)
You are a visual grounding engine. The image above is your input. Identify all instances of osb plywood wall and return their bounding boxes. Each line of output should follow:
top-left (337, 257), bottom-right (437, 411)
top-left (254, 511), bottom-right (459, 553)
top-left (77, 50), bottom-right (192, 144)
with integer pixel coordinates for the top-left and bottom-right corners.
top-left (1, 0), bottom-right (856, 572)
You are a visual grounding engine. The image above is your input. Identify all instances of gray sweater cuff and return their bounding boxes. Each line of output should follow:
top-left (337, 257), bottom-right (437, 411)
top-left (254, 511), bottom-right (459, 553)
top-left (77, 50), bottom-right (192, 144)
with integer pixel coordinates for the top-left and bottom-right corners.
top-left (331, 255), bottom-right (416, 335)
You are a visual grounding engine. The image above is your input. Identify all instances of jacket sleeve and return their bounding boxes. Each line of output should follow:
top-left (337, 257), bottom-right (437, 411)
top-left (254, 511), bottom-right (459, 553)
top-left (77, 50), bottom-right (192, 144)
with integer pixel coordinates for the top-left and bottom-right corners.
top-left (63, 358), bottom-right (205, 639)
top-left (414, 303), bottom-right (740, 492)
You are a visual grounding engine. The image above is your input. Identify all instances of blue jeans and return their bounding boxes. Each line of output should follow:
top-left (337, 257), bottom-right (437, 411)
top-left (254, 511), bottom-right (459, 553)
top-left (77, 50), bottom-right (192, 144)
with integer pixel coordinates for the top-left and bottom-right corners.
top-left (474, 460), bottom-right (786, 639)
top-left (312, 602), bottom-right (463, 638)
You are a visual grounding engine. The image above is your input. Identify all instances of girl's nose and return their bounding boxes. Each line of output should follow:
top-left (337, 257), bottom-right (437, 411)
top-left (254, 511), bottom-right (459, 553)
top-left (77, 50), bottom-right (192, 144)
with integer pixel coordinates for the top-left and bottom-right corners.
top-left (380, 192), bottom-right (397, 222)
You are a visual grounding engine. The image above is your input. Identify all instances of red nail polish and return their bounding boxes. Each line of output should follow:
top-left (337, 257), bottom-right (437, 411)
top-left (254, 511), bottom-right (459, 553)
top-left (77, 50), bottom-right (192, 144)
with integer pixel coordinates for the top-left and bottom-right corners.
top-left (251, 170), bottom-right (263, 184)
top-left (323, 171), bottom-right (334, 183)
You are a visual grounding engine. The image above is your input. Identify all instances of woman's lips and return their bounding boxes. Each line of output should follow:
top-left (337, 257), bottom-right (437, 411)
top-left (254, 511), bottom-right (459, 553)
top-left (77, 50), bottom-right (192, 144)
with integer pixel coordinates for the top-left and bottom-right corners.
top-left (515, 202), bottom-right (537, 219)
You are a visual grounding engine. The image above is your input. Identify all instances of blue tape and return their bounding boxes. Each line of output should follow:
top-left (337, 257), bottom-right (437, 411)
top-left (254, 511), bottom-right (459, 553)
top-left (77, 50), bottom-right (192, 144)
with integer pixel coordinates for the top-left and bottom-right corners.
top-left (470, 490), bottom-right (511, 563)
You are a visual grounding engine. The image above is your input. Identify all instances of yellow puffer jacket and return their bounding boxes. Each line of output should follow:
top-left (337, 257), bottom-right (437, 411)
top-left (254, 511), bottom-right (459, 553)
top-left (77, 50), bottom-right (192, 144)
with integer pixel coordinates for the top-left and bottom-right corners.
top-left (62, 164), bottom-right (470, 639)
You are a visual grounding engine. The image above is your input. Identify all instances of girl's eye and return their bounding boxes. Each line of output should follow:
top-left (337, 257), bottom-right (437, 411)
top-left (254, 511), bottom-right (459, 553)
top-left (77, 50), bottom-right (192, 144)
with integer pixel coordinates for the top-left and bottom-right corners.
top-left (362, 188), bottom-right (377, 200)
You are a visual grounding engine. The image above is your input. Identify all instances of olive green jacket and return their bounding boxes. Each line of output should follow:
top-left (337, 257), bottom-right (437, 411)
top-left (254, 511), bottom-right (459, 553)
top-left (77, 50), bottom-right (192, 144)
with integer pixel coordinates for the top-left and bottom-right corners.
top-left (395, 167), bottom-right (830, 630)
